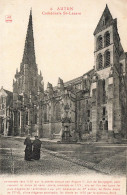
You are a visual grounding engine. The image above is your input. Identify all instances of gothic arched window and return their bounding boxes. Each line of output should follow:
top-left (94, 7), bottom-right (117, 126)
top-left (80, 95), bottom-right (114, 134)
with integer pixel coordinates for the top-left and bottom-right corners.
top-left (87, 110), bottom-right (90, 117)
top-left (97, 53), bottom-right (103, 69)
top-left (44, 104), bottom-right (48, 122)
top-left (26, 111), bottom-right (28, 125)
top-left (55, 102), bottom-right (61, 121)
top-left (105, 120), bottom-right (108, 131)
top-left (97, 36), bottom-right (103, 50)
top-left (89, 122), bottom-right (92, 132)
top-left (105, 32), bottom-right (110, 47)
top-left (34, 113), bottom-right (37, 124)
top-left (18, 111), bottom-right (20, 126)
top-left (103, 107), bottom-right (106, 116)
top-left (105, 50), bottom-right (110, 67)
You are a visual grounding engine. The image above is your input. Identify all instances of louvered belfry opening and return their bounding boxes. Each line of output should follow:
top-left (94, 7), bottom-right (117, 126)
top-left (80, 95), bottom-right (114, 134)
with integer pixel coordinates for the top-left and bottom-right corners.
top-left (98, 36), bottom-right (103, 50)
top-left (98, 53), bottom-right (103, 69)
top-left (105, 50), bottom-right (110, 67)
top-left (105, 32), bottom-right (110, 47)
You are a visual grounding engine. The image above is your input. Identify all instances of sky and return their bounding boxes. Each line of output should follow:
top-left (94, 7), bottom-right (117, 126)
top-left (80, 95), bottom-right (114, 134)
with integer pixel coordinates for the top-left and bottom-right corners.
top-left (0, 0), bottom-right (127, 91)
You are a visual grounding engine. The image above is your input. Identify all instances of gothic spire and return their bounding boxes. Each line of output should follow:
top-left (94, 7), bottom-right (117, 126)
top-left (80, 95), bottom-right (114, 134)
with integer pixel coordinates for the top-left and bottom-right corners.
top-left (21, 9), bottom-right (36, 68)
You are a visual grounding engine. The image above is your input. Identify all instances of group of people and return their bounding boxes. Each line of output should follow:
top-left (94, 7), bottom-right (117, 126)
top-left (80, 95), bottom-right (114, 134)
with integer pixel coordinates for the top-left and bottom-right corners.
top-left (24, 135), bottom-right (42, 161)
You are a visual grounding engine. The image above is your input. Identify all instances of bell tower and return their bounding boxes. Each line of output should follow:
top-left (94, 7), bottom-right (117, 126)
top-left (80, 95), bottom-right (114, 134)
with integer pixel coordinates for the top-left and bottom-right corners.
top-left (92, 5), bottom-right (125, 142)
top-left (94, 4), bottom-right (114, 72)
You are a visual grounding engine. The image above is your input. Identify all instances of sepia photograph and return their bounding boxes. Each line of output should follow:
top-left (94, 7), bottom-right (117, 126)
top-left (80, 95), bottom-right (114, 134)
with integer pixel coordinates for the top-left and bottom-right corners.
top-left (0, 0), bottom-right (127, 194)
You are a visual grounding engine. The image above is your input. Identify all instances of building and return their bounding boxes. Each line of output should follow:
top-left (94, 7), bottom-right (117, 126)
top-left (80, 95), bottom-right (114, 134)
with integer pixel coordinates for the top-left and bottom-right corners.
top-left (0, 5), bottom-right (127, 142)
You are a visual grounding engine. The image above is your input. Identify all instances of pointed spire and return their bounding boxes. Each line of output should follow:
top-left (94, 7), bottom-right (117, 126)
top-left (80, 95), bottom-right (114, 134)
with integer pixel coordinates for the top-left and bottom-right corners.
top-left (104, 4), bottom-right (113, 19)
top-left (58, 77), bottom-right (63, 84)
top-left (57, 77), bottom-right (64, 90)
top-left (47, 82), bottom-right (53, 89)
top-left (21, 9), bottom-right (36, 68)
top-left (94, 4), bottom-right (113, 35)
top-left (47, 82), bottom-right (53, 96)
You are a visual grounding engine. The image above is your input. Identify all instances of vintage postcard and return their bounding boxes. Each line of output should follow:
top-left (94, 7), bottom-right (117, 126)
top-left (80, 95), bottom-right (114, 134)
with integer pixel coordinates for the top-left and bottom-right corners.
top-left (0, 0), bottom-right (127, 194)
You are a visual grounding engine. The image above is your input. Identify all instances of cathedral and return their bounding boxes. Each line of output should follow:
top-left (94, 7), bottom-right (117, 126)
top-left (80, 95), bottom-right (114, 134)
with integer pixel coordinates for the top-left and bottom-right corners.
top-left (0, 5), bottom-right (127, 142)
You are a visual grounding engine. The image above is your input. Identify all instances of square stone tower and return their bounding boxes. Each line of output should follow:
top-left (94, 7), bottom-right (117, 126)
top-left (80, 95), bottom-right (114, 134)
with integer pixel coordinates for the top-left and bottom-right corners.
top-left (92, 5), bottom-right (127, 142)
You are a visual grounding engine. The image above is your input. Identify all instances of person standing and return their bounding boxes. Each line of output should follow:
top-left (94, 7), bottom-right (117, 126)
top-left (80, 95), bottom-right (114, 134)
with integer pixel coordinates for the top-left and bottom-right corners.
top-left (32, 136), bottom-right (42, 160)
top-left (24, 135), bottom-right (32, 161)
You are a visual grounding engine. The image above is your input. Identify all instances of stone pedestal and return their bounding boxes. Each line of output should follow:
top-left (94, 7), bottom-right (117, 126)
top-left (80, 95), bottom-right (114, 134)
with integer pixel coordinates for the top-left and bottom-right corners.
top-left (62, 127), bottom-right (70, 142)
top-left (60, 117), bottom-right (73, 143)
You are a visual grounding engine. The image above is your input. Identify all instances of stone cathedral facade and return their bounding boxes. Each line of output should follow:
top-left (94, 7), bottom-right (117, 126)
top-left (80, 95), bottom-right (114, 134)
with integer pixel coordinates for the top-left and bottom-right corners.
top-left (0, 5), bottom-right (127, 142)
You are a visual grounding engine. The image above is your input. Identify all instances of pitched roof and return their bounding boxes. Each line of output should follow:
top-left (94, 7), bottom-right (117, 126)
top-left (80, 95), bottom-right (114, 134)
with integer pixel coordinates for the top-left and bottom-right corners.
top-left (94, 5), bottom-right (114, 35)
top-left (64, 69), bottom-right (94, 87)
top-left (51, 69), bottom-right (94, 92)
top-left (4, 89), bottom-right (13, 96)
top-left (3, 89), bottom-right (13, 107)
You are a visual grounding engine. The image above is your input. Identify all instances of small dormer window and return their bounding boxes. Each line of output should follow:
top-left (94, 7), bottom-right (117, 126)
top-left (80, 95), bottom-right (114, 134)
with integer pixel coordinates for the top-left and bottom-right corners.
top-left (102, 19), bottom-right (105, 26)
top-left (102, 16), bottom-right (105, 26)
top-left (105, 16), bottom-right (109, 25)
top-left (102, 15), bottom-right (109, 26)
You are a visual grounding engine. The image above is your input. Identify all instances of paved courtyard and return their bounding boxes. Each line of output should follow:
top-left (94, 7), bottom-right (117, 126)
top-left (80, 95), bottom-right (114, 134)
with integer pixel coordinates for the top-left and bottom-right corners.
top-left (0, 136), bottom-right (100, 175)
top-left (0, 135), bottom-right (126, 176)
top-left (42, 141), bottom-right (127, 175)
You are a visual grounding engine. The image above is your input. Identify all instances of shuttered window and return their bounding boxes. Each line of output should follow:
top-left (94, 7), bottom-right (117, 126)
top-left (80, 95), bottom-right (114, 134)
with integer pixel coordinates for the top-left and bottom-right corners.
top-left (97, 53), bottom-right (103, 69)
top-left (105, 32), bottom-right (110, 47)
top-left (97, 36), bottom-right (103, 50)
top-left (105, 51), bottom-right (110, 67)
